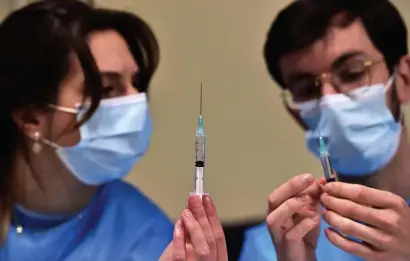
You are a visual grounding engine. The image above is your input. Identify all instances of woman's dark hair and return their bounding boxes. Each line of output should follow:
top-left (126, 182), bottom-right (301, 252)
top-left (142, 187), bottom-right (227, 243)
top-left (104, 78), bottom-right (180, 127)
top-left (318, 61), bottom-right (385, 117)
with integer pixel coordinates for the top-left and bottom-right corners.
top-left (0, 0), bottom-right (102, 240)
top-left (83, 8), bottom-right (160, 93)
top-left (264, 0), bottom-right (408, 88)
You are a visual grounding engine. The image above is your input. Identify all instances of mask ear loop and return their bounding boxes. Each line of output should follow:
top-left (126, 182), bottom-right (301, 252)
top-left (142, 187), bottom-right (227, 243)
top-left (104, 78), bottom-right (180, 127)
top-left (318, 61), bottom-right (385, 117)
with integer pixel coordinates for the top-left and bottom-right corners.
top-left (48, 104), bottom-right (79, 114)
top-left (384, 70), bottom-right (396, 93)
top-left (386, 68), bottom-right (404, 123)
top-left (39, 104), bottom-right (80, 149)
top-left (41, 138), bottom-right (61, 149)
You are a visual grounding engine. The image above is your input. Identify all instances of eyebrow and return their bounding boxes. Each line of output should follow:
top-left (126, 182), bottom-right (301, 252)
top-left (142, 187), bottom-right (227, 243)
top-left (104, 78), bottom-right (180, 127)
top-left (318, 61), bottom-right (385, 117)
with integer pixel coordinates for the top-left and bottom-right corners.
top-left (100, 70), bottom-right (139, 79)
top-left (286, 50), bottom-right (367, 84)
top-left (100, 71), bottom-right (122, 80)
top-left (331, 50), bottom-right (366, 69)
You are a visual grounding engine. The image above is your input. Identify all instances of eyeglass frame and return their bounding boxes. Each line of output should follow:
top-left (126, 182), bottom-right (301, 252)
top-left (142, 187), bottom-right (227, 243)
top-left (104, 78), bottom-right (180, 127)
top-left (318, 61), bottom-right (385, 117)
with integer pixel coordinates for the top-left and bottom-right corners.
top-left (280, 58), bottom-right (386, 110)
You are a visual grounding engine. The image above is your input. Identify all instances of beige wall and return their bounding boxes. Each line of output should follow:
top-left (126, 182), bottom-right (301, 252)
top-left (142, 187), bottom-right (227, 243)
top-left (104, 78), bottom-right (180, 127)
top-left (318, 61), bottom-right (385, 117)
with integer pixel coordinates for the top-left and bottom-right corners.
top-left (2, 0), bottom-right (410, 222)
top-left (96, 0), bottom-right (410, 222)
top-left (0, 1), bottom-right (11, 18)
top-left (112, 0), bottom-right (319, 222)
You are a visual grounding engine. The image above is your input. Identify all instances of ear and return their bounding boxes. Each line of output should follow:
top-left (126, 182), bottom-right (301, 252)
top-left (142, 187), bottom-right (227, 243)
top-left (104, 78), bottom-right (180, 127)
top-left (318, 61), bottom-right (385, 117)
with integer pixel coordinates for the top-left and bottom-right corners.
top-left (11, 107), bottom-right (47, 141)
top-left (395, 55), bottom-right (410, 104)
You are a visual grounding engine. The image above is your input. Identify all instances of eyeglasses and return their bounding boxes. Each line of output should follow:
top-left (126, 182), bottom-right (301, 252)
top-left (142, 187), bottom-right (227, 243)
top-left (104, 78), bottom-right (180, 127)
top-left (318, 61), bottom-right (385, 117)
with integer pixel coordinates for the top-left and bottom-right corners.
top-left (281, 57), bottom-right (385, 112)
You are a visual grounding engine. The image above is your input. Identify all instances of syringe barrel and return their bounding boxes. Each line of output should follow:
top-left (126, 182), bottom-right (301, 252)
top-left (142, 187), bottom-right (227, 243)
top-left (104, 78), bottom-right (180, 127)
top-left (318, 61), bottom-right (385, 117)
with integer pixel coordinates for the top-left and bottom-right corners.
top-left (194, 167), bottom-right (204, 195)
top-left (195, 135), bottom-right (205, 162)
top-left (320, 155), bottom-right (336, 182)
top-left (194, 134), bottom-right (205, 195)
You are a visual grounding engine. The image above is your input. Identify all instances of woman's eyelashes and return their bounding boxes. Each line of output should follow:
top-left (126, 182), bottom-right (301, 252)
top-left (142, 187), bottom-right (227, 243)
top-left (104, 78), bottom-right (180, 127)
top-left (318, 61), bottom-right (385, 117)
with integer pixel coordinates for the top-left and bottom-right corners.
top-left (102, 74), bottom-right (139, 98)
top-left (102, 85), bottom-right (115, 98)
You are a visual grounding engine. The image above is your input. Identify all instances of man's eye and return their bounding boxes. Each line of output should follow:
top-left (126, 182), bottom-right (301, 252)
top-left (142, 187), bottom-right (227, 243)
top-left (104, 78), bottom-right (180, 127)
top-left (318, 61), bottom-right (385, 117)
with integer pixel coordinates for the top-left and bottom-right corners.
top-left (339, 70), bottom-right (366, 83)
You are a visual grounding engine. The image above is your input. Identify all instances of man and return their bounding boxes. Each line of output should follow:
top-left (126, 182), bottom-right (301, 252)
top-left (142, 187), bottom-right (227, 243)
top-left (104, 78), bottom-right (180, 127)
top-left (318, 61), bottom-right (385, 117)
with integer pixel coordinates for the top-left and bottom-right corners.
top-left (240, 0), bottom-right (410, 260)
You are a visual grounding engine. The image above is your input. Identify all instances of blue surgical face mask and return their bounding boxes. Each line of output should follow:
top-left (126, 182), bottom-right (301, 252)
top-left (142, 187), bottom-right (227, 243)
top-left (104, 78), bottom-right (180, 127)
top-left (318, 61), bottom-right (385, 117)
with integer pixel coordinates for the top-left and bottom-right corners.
top-left (46, 93), bottom-right (152, 185)
top-left (299, 77), bottom-right (402, 176)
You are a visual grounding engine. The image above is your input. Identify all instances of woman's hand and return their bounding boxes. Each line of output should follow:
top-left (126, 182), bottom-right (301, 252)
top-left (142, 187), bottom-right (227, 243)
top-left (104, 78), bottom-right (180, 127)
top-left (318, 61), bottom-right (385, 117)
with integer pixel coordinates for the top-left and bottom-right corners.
top-left (160, 195), bottom-right (228, 261)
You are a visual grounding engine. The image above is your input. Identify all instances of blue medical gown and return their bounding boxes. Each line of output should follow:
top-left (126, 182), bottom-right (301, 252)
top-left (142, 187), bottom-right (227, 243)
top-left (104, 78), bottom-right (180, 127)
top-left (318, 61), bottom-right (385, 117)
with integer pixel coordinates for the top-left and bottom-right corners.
top-left (240, 200), bottom-right (410, 261)
top-left (0, 180), bottom-right (174, 261)
top-left (239, 218), bottom-right (364, 261)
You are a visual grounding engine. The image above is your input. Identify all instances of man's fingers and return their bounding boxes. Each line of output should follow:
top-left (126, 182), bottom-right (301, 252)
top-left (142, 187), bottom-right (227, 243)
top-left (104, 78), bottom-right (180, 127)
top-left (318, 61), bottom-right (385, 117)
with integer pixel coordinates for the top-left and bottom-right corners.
top-left (188, 195), bottom-right (217, 261)
top-left (323, 182), bottom-right (406, 209)
top-left (322, 210), bottom-right (388, 249)
top-left (317, 177), bottom-right (327, 186)
top-left (295, 207), bottom-right (318, 220)
top-left (300, 181), bottom-right (322, 200)
top-left (278, 216), bottom-right (320, 261)
top-left (181, 210), bottom-right (210, 261)
top-left (320, 193), bottom-right (393, 231)
top-left (325, 227), bottom-right (375, 260)
top-left (285, 215), bottom-right (320, 244)
top-left (267, 195), bottom-right (313, 234)
top-left (172, 220), bottom-right (187, 261)
top-left (203, 195), bottom-right (229, 261)
top-left (268, 173), bottom-right (314, 211)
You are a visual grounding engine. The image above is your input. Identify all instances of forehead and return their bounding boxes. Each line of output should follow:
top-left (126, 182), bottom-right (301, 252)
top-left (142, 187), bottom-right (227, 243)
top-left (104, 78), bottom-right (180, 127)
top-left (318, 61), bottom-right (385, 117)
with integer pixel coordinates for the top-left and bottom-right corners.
top-left (280, 20), bottom-right (382, 80)
top-left (87, 29), bottom-right (138, 72)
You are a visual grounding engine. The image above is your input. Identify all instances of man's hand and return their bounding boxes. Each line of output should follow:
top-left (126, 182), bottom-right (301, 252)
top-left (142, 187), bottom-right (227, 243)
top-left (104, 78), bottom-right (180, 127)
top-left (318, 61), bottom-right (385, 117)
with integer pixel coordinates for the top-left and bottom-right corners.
top-left (266, 173), bottom-right (325, 261)
top-left (320, 182), bottom-right (410, 261)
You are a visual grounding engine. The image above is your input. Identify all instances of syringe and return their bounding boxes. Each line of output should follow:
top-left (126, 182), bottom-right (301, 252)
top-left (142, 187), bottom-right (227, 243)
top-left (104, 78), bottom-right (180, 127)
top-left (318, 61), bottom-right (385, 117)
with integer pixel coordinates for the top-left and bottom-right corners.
top-left (318, 136), bottom-right (336, 182)
top-left (191, 83), bottom-right (207, 197)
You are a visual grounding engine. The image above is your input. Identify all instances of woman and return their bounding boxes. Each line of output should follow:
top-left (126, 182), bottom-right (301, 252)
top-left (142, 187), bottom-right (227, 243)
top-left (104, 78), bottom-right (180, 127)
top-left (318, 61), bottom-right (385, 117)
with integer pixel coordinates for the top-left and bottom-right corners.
top-left (0, 1), bottom-right (228, 260)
